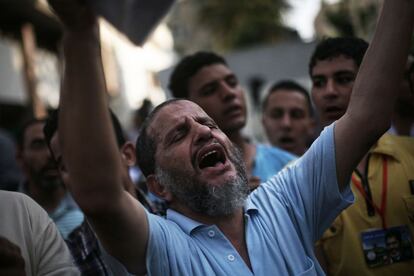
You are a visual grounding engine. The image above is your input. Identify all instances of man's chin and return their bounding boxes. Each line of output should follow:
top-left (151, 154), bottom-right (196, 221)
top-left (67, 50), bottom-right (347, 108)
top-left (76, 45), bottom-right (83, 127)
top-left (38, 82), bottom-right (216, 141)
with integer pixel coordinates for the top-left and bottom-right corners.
top-left (39, 177), bottom-right (64, 191)
top-left (199, 170), bottom-right (238, 187)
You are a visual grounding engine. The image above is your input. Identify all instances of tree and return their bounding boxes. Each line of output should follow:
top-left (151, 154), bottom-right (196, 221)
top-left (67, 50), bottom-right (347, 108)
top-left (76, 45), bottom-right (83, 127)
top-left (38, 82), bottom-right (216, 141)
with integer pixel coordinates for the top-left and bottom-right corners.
top-left (317, 0), bottom-right (414, 52)
top-left (194, 0), bottom-right (297, 51)
top-left (167, 0), bottom-right (298, 54)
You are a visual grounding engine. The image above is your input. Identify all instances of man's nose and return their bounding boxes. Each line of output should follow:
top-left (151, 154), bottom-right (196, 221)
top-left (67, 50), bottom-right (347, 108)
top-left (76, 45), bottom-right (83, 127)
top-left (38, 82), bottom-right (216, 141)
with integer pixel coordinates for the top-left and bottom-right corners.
top-left (42, 147), bottom-right (53, 160)
top-left (219, 82), bottom-right (237, 101)
top-left (324, 78), bottom-right (339, 98)
top-left (280, 113), bottom-right (292, 128)
top-left (194, 123), bottom-right (212, 145)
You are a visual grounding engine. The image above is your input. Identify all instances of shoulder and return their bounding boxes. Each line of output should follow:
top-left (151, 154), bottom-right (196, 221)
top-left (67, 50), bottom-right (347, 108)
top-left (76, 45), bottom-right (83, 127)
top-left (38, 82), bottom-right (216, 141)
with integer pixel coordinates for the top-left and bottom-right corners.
top-left (255, 143), bottom-right (297, 160)
top-left (0, 191), bottom-right (45, 218)
top-left (374, 134), bottom-right (414, 159)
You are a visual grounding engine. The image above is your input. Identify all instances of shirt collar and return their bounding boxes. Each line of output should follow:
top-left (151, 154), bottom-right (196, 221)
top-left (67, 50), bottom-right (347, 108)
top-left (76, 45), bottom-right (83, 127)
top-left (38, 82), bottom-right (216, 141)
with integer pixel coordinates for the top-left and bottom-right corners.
top-left (166, 209), bottom-right (204, 235)
top-left (370, 134), bottom-right (403, 162)
top-left (166, 198), bottom-right (259, 235)
top-left (49, 197), bottom-right (70, 219)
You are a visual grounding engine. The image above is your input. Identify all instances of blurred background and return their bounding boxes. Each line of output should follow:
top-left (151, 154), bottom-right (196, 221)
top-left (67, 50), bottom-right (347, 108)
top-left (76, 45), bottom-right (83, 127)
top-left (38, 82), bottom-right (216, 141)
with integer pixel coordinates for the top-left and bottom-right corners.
top-left (0, 0), bottom-right (397, 141)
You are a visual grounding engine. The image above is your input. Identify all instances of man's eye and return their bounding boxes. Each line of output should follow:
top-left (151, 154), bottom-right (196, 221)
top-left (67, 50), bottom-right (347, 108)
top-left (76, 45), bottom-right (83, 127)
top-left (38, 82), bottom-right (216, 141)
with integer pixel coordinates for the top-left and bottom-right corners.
top-left (312, 78), bottom-right (326, 88)
top-left (335, 75), bottom-right (355, 85)
top-left (291, 109), bottom-right (305, 119)
top-left (172, 132), bottom-right (184, 143)
top-left (269, 109), bottom-right (283, 119)
top-left (200, 83), bottom-right (218, 96)
top-left (226, 76), bottom-right (238, 88)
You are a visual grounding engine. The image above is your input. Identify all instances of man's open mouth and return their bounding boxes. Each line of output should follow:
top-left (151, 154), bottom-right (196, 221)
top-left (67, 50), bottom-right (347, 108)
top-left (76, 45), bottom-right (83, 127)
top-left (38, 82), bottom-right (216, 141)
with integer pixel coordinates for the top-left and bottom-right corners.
top-left (197, 145), bottom-right (226, 170)
top-left (279, 137), bottom-right (294, 144)
top-left (325, 106), bottom-right (344, 114)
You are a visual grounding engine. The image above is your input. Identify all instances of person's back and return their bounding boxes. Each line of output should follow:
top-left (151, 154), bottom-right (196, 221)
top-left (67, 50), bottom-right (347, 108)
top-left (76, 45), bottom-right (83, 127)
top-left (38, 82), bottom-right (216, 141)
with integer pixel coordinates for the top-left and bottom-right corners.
top-left (0, 190), bottom-right (78, 275)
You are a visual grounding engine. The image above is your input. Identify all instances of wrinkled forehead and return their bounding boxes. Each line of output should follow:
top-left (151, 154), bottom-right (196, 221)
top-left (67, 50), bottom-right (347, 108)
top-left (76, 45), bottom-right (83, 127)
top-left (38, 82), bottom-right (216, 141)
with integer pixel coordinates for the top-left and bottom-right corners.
top-left (148, 100), bottom-right (209, 141)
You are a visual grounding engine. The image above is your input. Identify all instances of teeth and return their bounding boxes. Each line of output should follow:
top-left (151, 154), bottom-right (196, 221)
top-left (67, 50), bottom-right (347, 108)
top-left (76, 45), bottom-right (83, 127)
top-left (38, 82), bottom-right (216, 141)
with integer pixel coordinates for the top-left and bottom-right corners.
top-left (202, 150), bottom-right (217, 160)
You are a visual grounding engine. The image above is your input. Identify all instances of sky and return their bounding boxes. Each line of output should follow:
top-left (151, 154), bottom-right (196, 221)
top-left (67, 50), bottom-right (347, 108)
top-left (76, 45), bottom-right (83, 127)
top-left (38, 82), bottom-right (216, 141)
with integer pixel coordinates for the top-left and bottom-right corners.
top-left (284, 0), bottom-right (340, 40)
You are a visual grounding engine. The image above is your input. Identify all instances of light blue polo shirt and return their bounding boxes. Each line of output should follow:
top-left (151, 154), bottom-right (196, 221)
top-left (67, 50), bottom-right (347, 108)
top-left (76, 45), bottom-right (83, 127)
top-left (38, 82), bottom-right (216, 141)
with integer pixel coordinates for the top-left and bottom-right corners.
top-left (252, 143), bottom-right (297, 183)
top-left (145, 124), bottom-right (354, 275)
top-left (50, 196), bottom-right (84, 239)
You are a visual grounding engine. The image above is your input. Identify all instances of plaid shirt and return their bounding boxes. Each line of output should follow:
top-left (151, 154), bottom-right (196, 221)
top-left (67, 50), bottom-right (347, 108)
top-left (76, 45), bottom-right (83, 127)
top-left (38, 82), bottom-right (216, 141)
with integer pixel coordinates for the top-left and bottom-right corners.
top-left (66, 220), bottom-right (109, 276)
top-left (65, 188), bottom-right (164, 275)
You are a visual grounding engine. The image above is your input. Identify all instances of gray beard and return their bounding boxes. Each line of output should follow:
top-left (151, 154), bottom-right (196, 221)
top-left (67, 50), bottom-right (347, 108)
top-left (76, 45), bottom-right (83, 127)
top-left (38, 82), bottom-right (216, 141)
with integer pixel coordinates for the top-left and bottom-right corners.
top-left (155, 145), bottom-right (249, 217)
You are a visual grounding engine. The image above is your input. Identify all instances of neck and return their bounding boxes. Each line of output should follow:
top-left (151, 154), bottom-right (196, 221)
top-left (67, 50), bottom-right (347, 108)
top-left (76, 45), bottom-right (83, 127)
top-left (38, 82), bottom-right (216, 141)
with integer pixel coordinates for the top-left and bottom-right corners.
top-left (293, 145), bottom-right (308, 157)
top-left (392, 114), bottom-right (414, 136)
top-left (226, 130), bottom-right (246, 147)
top-left (172, 203), bottom-right (243, 226)
top-left (226, 130), bottom-right (256, 176)
top-left (27, 182), bottom-right (65, 212)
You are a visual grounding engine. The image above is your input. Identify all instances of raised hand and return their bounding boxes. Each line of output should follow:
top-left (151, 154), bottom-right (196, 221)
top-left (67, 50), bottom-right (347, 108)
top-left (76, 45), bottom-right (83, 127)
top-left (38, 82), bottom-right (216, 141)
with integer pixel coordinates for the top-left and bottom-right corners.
top-left (47, 0), bottom-right (97, 31)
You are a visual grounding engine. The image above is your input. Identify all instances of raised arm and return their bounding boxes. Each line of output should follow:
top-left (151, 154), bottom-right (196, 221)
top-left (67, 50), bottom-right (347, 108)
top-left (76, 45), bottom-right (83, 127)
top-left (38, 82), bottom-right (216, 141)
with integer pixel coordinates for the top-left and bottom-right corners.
top-left (335, 0), bottom-right (414, 189)
top-left (48, 0), bottom-right (148, 273)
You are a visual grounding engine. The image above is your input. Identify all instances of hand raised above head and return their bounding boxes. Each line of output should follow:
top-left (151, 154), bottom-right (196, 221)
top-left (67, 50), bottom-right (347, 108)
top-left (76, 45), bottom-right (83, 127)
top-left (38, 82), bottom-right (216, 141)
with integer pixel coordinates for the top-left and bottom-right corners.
top-left (0, 236), bottom-right (26, 276)
top-left (47, 0), bottom-right (97, 32)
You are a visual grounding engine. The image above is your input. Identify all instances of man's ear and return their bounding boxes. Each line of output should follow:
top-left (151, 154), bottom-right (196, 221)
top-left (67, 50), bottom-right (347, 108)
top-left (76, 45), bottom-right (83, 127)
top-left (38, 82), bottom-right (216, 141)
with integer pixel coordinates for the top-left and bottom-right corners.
top-left (120, 141), bottom-right (136, 167)
top-left (146, 174), bottom-right (173, 202)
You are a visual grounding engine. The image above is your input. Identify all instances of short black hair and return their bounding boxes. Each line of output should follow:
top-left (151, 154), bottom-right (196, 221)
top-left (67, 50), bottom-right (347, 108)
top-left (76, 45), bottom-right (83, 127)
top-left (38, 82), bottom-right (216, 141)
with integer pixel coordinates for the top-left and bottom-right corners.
top-left (136, 99), bottom-right (183, 177)
top-left (16, 118), bottom-right (47, 149)
top-left (309, 37), bottom-right (369, 75)
top-left (263, 80), bottom-right (313, 117)
top-left (169, 51), bottom-right (227, 98)
top-left (43, 108), bottom-right (126, 149)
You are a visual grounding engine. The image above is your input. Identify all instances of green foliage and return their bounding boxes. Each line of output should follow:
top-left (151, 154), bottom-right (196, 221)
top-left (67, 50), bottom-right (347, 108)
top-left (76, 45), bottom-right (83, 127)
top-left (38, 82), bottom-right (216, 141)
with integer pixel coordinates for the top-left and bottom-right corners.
top-left (325, 3), bottom-right (355, 37)
top-left (193, 0), bottom-right (295, 51)
top-left (322, 0), bottom-right (414, 52)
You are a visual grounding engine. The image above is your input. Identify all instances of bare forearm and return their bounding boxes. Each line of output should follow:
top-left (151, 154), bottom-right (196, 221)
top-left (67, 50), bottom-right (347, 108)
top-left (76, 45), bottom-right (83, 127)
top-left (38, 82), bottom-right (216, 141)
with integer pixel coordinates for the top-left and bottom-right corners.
top-left (59, 24), bottom-right (149, 274)
top-left (59, 25), bottom-right (124, 212)
top-left (347, 0), bottom-right (414, 133)
top-left (49, 1), bottom-right (149, 271)
top-left (335, 0), bottom-right (414, 189)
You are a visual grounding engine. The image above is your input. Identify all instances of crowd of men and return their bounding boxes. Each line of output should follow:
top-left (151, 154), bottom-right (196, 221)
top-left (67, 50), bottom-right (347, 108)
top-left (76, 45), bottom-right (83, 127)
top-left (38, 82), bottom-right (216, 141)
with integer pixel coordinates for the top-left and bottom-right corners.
top-left (0, 0), bottom-right (413, 275)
